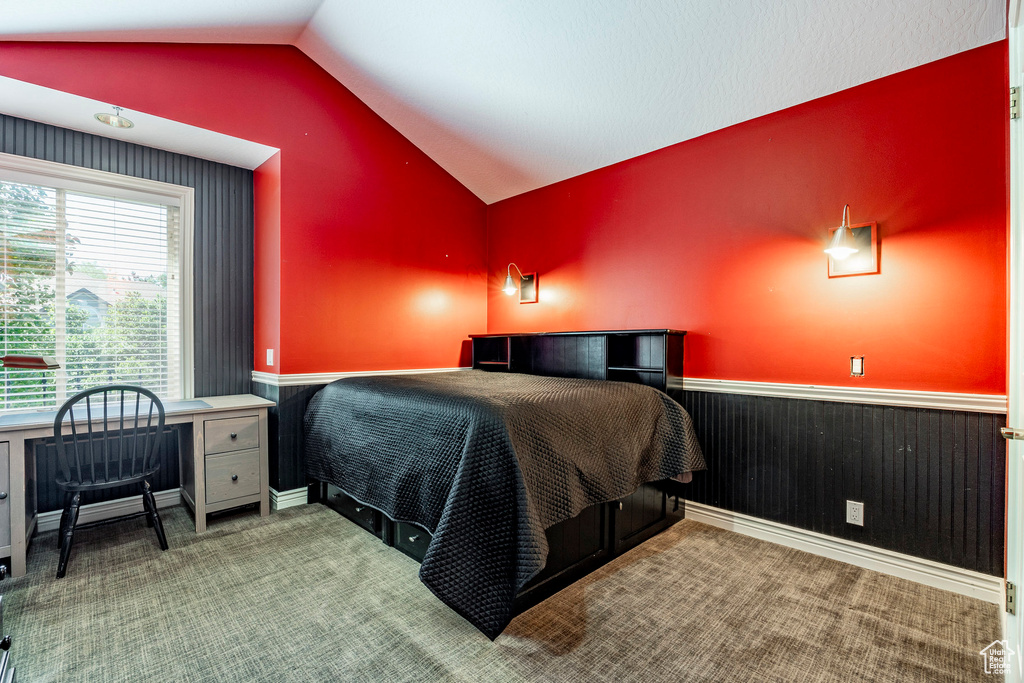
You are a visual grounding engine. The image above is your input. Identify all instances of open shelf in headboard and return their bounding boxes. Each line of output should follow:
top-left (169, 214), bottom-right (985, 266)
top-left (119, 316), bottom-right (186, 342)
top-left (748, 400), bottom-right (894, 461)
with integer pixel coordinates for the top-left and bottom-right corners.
top-left (469, 329), bottom-right (685, 397)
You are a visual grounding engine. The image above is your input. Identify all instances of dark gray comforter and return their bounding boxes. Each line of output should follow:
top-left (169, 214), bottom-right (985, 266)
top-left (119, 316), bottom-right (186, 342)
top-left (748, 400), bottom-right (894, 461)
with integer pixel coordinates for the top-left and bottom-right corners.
top-left (304, 370), bottom-right (705, 639)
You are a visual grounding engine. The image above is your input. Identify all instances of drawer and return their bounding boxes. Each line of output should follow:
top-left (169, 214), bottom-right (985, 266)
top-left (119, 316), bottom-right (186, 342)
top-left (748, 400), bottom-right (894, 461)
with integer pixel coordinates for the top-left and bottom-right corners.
top-left (205, 450), bottom-right (261, 504)
top-left (324, 485), bottom-right (380, 535)
top-left (394, 521), bottom-right (431, 562)
top-left (204, 416), bottom-right (259, 455)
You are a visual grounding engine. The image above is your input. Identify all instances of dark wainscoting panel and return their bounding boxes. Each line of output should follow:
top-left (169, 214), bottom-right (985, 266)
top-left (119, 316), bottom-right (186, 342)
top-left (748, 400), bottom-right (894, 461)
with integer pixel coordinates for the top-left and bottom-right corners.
top-left (254, 382), bottom-right (323, 492)
top-left (252, 383), bottom-right (280, 488)
top-left (33, 429), bottom-right (181, 513)
top-left (2, 113), bottom-right (254, 510)
top-left (680, 391), bottom-right (1005, 577)
top-left (0, 113), bottom-right (254, 397)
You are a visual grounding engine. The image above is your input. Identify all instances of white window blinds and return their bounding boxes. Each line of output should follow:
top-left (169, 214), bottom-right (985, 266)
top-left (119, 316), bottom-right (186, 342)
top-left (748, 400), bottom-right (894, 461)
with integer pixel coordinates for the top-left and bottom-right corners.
top-left (0, 178), bottom-right (182, 410)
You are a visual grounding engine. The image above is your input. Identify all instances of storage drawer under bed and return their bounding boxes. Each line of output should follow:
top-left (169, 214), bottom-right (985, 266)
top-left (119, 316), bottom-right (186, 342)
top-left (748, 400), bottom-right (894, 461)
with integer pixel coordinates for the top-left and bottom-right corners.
top-left (324, 484), bottom-right (382, 536)
top-left (393, 522), bottom-right (431, 561)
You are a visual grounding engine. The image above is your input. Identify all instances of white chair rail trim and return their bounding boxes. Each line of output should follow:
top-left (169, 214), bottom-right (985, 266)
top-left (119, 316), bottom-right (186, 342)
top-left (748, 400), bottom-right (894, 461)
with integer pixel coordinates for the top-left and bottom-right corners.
top-left (251, 367), bottom-right (470, 387)
top-left (253, 370), bottom-right (1006, 412)
top-left (683, 378), bottom-right (1006, 413)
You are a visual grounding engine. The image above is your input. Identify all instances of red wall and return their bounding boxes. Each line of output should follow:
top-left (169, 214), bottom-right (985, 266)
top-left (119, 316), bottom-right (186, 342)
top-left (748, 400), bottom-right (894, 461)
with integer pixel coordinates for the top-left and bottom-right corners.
top-left (487, 43), bottom-right (1008, 395)
top-left (0, 42), bottom-right (487, 374)
top-left (0, 41), bottom-right (1006, 392)
top-left (253, 152), bottom-right (281, 369)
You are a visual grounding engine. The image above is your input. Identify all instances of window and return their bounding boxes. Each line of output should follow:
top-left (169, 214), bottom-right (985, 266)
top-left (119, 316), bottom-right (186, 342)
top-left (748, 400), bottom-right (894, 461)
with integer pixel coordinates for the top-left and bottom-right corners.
top-left (0, 153), bottom-right (194, 410)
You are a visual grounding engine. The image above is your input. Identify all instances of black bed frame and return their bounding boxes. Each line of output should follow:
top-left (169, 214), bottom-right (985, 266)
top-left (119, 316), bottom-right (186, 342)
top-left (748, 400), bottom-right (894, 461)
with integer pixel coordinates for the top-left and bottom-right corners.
top-left (311, 329), bottom-right (689, 616)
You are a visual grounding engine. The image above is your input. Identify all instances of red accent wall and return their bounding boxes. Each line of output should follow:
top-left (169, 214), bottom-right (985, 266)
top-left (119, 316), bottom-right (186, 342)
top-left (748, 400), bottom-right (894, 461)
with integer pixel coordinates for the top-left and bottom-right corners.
top-left (0, 42), bottom-right (487, 374)
top-left (253, 152), bottom-right (281, 370)
top-left (487, 43), bottom-right (1008, 395)
top-left (0, 42), bottom-right (1006, 393)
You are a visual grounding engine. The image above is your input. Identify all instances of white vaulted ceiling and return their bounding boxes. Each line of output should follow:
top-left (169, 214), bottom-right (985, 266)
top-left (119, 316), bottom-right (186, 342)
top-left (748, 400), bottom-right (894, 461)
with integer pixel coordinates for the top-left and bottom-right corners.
top-left (0, 0), bottom-right (1006, 203)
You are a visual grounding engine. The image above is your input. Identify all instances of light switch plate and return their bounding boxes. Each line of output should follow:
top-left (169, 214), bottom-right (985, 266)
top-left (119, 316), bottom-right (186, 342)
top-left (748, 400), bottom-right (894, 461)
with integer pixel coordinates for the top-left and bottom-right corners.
top-left (266, 349), bottom-right (274, 367)
top-left (850, 355), bottom-right (864, 376)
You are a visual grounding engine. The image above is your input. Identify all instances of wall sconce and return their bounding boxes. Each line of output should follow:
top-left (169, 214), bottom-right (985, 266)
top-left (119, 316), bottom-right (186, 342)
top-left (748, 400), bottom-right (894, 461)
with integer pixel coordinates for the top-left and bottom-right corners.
top-left (825, 205), bottom-right (879, 278)
top-left (824, 205), bottom-right (858, 260)
top-left (502, 263), bottom-right (538, 304)
top-left (1, 355), bottom-right (60, 369)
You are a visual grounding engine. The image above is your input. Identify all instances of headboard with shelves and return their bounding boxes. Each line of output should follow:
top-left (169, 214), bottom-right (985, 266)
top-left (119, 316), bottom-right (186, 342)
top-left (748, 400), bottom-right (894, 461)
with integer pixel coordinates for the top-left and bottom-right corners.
top-left (470, 329), bottom-right (685, 397)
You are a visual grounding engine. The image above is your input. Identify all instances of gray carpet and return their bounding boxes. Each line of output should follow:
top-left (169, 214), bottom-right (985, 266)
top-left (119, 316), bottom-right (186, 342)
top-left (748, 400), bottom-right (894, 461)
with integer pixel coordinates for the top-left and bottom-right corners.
top-left (6, 504), bottom-right (1001, 682)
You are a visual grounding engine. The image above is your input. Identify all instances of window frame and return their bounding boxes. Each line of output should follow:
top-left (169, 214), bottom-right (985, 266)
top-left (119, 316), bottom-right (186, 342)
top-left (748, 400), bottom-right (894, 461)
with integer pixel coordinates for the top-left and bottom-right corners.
top-left (0, 151), bottom-right (196, 402)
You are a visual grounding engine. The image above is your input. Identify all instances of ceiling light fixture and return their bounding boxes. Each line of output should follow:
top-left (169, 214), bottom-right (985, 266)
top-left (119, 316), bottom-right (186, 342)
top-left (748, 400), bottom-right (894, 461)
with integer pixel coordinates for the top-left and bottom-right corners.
top-left (94, 106), bottom-right (134, 129)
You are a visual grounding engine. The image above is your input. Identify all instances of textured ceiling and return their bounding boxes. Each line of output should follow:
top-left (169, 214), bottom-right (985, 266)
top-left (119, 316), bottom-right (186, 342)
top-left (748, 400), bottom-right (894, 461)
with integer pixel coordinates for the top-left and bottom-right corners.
top-left (0, 0), bottom-right (1007, 203)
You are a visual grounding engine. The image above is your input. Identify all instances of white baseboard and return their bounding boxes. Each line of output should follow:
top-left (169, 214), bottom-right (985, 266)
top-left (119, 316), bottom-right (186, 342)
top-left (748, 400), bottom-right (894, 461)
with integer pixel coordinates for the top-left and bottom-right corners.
top-left (270, 487), bottom-right (307, 510)
top-left (685, 501), bottom-right (1003, 604)
top-left (36, 489), bottom-right (182, 534)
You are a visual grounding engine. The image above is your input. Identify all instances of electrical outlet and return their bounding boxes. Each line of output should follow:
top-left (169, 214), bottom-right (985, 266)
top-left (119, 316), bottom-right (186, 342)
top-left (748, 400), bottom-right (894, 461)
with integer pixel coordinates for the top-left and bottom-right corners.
top-left (266, 349), bottom-right (274, 367)
top-left (846, 500), bottom-right (864, 526)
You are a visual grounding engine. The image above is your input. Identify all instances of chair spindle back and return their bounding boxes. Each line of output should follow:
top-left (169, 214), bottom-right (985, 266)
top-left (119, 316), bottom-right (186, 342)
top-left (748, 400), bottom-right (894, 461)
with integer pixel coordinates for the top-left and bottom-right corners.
top-left (54, 385), bottom-right (166, 487)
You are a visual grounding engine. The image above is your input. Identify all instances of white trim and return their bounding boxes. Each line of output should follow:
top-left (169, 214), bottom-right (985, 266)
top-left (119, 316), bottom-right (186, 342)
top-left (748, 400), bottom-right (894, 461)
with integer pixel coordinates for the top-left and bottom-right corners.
top-left (1006, 2), bottom-right (1023, 673)
top-left (251, 366), bottom-right (471, 387)
top-left (252, 368), bottom-right (1006, 412)
top-left (270, 487), bottom-right (308, 510)
top-left (683, 378), bottom-right (1006, 413)
top-left (36, 489), bottom-right (181, 533)
top-left (180, 188), bottom-right (196, 400)
top-left (684, 501), bottom-right (1002, 604)
top-left (0, 152), bottom-right (191, 206)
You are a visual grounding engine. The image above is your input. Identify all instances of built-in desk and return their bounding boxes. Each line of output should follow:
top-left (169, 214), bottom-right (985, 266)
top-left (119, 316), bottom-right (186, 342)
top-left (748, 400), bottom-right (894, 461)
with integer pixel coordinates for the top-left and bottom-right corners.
top-left (0, 394), bottom-right (274, 577)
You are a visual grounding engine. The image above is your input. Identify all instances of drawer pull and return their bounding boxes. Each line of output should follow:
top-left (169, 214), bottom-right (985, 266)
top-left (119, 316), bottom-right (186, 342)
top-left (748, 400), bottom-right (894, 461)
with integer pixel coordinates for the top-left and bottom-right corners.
top-left (230, 433), bottom-right (237, 439)
top-left (231, 475), bottom-right (238, 481)
top-left (0, 492), bottom-right (7, 501)
top-left (618, 502), bottom-right (623, 510)
top-left (408, 535), bottom-right (420, 543)
top-left (354, 506), bottom-right (365, 513)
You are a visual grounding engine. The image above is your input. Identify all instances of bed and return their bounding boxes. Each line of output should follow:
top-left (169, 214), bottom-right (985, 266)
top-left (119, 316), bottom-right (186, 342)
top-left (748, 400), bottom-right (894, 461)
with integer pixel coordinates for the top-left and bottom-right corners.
top-left (304, 330), bottom-right (705, 639)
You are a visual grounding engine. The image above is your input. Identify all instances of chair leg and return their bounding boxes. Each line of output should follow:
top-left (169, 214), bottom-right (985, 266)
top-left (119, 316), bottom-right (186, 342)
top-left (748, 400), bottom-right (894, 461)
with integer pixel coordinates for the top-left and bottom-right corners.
top-left (57, 491), bottom-right (73, 550)
top-left (142, 481), bottom-right (168, 551)
top-left (56, 492), bottom-right (81, 579)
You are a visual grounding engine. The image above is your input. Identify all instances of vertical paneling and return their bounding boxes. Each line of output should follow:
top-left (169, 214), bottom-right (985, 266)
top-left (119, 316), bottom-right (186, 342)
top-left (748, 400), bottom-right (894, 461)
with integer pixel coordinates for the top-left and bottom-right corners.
top-left (0, 113), bottom-right (253, 397)
top-left (682, 391), bottom-right (1006, 577)
top-left (2, 113), bottom-right (254, 508)
top-left (34, 430), bottom-right (179, 512)
top-left (253, 382), bottom-right (323, 491)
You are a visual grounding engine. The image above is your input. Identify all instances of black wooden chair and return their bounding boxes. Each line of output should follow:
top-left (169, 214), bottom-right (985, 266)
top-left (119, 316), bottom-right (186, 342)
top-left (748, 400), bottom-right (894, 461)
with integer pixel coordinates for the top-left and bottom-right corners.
top-left (53, 385), bottom-right (169, 578)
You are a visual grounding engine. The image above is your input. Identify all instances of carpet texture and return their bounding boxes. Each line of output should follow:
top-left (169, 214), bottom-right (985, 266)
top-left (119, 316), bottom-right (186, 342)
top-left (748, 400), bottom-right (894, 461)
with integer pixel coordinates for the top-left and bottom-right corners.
top-left (6, 505), bottom-right (1001, 682)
